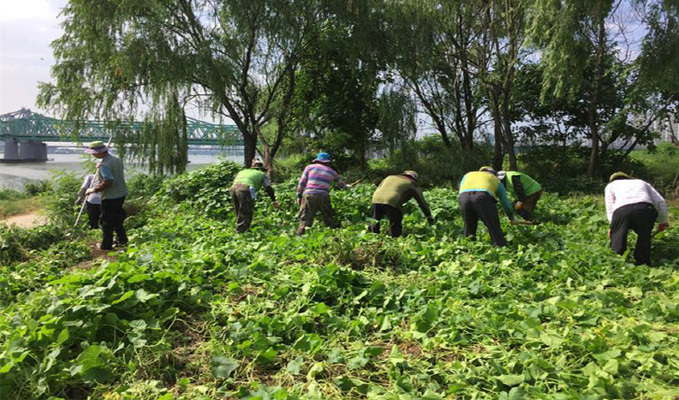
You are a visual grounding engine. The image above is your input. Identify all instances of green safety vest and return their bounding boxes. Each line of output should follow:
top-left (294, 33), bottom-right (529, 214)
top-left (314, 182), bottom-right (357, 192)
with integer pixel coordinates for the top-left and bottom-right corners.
top-left (504, 172), bottom-right (542, 197)
top-left (233, 169), bottom-right (266, 190)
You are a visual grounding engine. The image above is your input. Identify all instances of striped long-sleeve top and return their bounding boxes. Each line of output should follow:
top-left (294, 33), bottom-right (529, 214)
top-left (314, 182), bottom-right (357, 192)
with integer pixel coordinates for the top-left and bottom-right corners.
top-left (297, 163), bottom-right (346, 198)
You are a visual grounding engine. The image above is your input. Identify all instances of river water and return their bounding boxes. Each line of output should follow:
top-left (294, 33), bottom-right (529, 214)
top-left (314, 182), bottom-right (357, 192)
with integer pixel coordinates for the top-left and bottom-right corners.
top-left (0, 152), bottom-right (242, 190)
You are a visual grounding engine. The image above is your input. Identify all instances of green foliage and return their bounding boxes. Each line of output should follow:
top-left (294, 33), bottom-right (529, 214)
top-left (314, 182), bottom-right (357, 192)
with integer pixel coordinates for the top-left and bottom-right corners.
top-left (40, 171), bottom-right (82, 229)
top-left (2, 177), bottom-right (677, 398)
top-left (23, 180), bottom-right (51, 196)
top-left (272, 154), bottom-right (307, 183)
top-left (0, 188), bottom-right (25, 201)
top-left (519, 145), bottom-right (648, 194)
top-left (371, 136), bottom-right (494, 187)
top-left (155, 161), bottom-right (241, 218)
top-left (0, 224), bottom-right (64, 266)
top-left (630, 142), bottom-right (679, 196)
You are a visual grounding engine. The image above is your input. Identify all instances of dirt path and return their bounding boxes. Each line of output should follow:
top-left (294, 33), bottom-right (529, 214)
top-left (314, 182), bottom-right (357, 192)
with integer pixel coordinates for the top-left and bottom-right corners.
top-left (0, 212), bottom-right (48, 228)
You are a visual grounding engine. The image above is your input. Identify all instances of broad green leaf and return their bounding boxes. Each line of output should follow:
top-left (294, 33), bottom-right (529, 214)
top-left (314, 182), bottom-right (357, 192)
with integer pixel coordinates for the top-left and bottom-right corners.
top-left (287, 356), bottom-right (303, 375)
top-left (497, 374), bottom-right (524, 386)
top-left (211, 356), bottom-right (238, 379)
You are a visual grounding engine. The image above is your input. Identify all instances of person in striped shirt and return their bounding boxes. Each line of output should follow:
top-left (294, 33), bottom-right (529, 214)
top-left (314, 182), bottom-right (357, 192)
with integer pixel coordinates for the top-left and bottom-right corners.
top-left (296, 152), bottom-right (348, 235)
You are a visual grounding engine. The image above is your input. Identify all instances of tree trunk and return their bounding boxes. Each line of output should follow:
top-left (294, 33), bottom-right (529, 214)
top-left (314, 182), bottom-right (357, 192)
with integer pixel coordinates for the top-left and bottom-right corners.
top-left (243, 133), bottom-right (257, 167)
top-left (587, 0), bottom-right (606, 178)
top-left (501, 91), bottom-right (517, 170)
top-left (490, 92), bottom-right (504, 171)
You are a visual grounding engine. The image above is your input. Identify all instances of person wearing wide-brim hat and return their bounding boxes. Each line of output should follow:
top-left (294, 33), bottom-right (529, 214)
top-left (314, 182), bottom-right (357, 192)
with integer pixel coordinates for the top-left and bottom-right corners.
top-left (369, 170), bottom-right (434, 237)
top-left (605, 172), bottom-right (669, 265)
top-left (458, 166), bottom-right (515, 247)
top-left (84, 141), bottom-right (129, 250)
top-left (229, 158), bottom-right (279, 233)
top-left (296, 152), bottom-right (348, 235)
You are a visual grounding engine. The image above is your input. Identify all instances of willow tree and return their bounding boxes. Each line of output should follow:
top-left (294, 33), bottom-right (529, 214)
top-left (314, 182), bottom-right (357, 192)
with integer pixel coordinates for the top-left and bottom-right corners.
top-left (529, 0), bottom-right (672, 177)
top-left (38, 0), bottom-right (317, 173)
top-left (529, 0), bottom-right (621, 178)
top-left (376, 85), bottom-right (418, 156)
top-left (386, 0), bottom-right (487, 151)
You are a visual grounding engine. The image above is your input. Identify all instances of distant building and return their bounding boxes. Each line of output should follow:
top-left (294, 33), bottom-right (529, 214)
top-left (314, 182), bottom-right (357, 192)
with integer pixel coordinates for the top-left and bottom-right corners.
top-left (653, 113), bottom-right (678, 144)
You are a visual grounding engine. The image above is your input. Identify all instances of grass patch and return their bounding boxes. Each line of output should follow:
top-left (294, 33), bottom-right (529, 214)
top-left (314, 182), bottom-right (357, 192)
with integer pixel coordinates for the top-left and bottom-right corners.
top-left (0, 196), bottom-right (42, 219)
top-left (630, 142), bottom-right (679, 196)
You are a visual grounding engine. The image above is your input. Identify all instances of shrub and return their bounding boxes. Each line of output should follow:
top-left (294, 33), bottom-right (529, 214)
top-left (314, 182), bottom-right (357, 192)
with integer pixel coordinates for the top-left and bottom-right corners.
top-left (519, 145), bottom-right (647, 194)
top-left (126, 173), bottom-right (166, 200)
top-left (630, 142), bottom-right (679, 196)
top-left (40, 171), bottom-right (82, 229)
top-left (23, 180), bottom-right (51, 196)
top-left (0, 224), bottom-right (64, 266)
top-left (155, 161), bottom-right (241, 218)
top-left (369, 136), bottom-right (493, 188)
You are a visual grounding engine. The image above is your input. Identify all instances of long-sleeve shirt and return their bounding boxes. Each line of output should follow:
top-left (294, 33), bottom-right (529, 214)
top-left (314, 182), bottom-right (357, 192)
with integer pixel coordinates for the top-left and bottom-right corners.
top-left (605, 179), bottom-right (668, 224)
top-left (372, 175), bottom-right (432, 217)
top-left (297, 163), bottom-right (346, 198)
top-left (77, 174), bottom-right (101, 205)
top-left (459, 171), bottom-right (515, 220)
top-left (503, 171), bottom-right (542, 202)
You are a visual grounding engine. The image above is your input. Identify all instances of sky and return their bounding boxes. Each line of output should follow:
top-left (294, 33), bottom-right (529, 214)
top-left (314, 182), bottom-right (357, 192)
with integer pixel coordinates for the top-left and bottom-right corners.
top-left (0, 0), bottom-right (67, 116)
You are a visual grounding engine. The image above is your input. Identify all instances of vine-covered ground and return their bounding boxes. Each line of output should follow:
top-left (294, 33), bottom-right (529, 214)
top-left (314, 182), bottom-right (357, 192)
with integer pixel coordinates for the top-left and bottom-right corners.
top-left (1, 163), bottom-right (678, 399)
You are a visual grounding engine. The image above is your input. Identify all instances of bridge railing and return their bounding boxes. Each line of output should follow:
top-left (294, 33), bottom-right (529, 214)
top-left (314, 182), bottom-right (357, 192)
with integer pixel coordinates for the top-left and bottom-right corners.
top-left (0, 109), bottom-right (242, 146)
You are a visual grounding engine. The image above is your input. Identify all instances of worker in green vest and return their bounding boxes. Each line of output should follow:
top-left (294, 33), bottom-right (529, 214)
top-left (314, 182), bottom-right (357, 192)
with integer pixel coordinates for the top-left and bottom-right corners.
top-left (230, 159), bottom-right (278, 233)
top-left (458, 166), bottom-right (515, 247)
top-left (497, 171), bottom-right (543, 221)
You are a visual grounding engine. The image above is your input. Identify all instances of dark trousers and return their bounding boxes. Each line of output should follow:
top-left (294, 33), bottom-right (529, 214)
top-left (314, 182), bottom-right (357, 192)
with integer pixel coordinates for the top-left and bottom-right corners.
top-left (459, 191), bottom-right (507, 247)
top-left (230, 184), bottom-right (254, 233)
top-left (100, 196), bottom-right (127, 250)
top-left (517, 190), bottom-right (542, 220)
top-left (369, 203), bottom-right (404, 237)
top-left (610, 202), bottom-right (657, 265)
top-left (86, 201), bottom-right (101, 229)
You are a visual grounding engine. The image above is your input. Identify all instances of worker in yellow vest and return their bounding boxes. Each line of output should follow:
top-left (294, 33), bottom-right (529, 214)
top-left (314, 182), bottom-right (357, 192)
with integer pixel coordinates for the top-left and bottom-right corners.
top-left (458, 166), bottom-right (515, 246)
top-left (230, 159), bottom-right (278, 233)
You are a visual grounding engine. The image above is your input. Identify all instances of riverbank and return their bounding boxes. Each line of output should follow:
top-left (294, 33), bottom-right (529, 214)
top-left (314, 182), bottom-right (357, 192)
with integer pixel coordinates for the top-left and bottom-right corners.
top-left (0, 211), bottom-right (47, 228)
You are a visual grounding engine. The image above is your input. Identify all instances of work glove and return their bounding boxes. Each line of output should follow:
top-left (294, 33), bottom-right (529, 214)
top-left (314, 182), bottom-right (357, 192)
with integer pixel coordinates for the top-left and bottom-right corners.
top-left (514, 201), bottom-right (524, 211)
top-left (658, 223), bottom-right (669, 232)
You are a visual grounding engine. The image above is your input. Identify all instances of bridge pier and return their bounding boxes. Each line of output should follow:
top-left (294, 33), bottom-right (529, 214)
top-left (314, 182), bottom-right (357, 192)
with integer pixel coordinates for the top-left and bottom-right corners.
top-left (3, 138), bottom-right (20, 160)
top-left (2, 139), bottom-right (48, 162)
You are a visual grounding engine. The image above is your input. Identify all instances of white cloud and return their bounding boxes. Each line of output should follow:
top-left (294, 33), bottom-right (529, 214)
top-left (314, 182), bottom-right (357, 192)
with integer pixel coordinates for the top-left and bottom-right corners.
top-left (1, 0), bottom-right (66, 114)
top-left (0, 0), bottom-right (51, 23)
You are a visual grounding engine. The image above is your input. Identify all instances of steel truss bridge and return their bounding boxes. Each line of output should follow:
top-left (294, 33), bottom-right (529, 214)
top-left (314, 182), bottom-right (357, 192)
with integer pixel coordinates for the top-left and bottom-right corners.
top-left (0, 108), bottom-right (242, 162)
top-left (1, 108), bottom-right (240, 145)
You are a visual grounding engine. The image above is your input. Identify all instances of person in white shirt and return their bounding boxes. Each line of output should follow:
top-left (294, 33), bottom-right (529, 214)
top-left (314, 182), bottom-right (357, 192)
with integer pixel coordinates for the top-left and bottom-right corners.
top-left (76, 174), bottom-right (102, 229)
top-left (605, 172), bottom-right (669, 265)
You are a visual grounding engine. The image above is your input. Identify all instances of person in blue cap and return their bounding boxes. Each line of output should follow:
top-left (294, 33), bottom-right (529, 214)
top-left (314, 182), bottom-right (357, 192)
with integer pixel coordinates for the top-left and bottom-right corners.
top-left (296, 152), bottom-right (348, 235)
